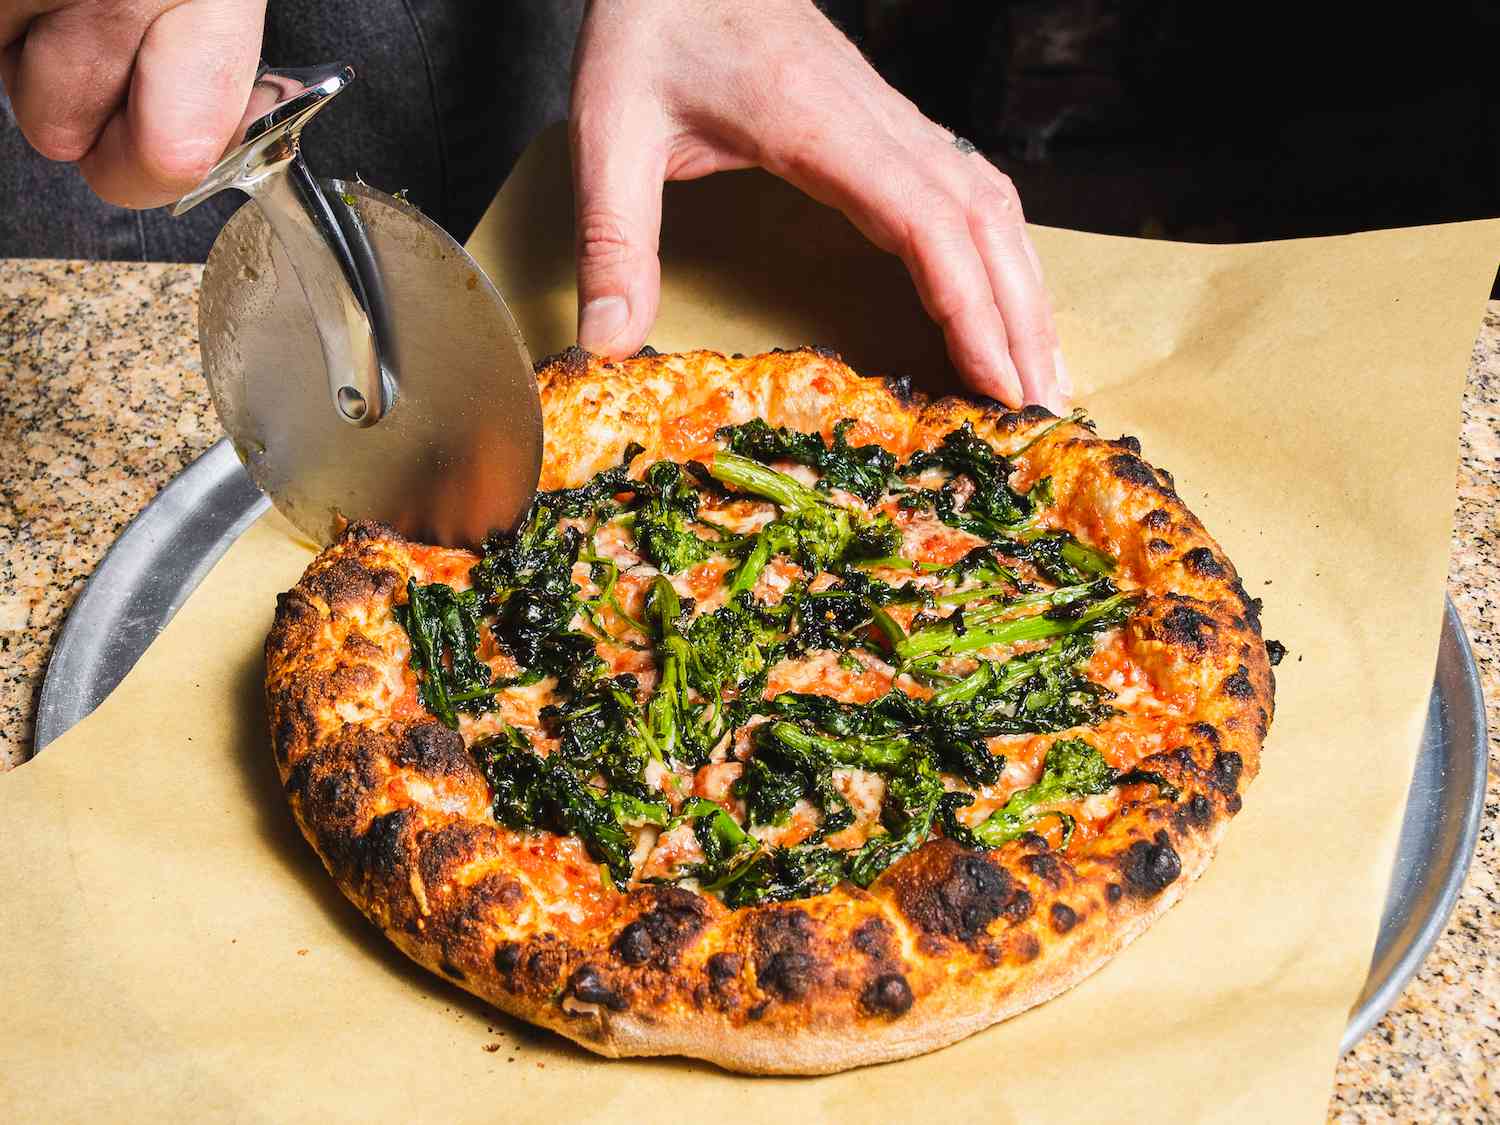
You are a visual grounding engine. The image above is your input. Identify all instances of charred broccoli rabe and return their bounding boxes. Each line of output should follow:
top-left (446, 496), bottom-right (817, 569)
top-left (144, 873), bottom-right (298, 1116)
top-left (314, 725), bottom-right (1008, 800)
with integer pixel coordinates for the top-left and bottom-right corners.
top-left (393, 415), bottom-right (1153, 907)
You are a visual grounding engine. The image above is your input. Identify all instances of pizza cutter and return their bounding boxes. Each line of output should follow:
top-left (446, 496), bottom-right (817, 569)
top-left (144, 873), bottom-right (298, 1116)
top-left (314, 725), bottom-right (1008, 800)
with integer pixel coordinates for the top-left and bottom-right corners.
top-left (174, 61), bottom-right (542, 546)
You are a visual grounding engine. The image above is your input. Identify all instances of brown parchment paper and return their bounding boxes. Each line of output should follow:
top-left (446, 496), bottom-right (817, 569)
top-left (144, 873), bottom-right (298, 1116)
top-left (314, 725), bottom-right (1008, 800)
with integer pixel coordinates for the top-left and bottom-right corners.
top-left (4, 123), bottom-right (1495, 1122)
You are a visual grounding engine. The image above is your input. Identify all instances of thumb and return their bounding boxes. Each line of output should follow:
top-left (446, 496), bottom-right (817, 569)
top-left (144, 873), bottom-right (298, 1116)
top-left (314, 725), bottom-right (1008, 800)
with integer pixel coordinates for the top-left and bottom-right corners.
top-left (570, 101), bottom-right (665, 358)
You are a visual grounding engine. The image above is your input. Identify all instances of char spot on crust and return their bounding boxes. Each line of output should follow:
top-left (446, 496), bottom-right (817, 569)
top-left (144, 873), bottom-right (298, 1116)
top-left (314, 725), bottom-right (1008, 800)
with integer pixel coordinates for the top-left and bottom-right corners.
top-left (612, 887), bottom-right (710, 970)
top-left (300, 555), bottom-right (400, 615)
top-left (1106, 882), bottom-right (1124, 903)
top-left (1050, 902), bottom-right (1078, 934)
top-left (1011, 932), bottom-right (1041, 962)
top-left (440, 960), bottom-right (466, 980)
top-left (1147, 538), bottom-right (1173, 555)
top-left (1188, 793), bottom-right (1214, 826)
top-left (392, 722), bottom-right (477, 781)
top-left (1212, 750), bottom-right (1244, 794)
top-left (630, 344), bottom-right (660, 358)
top-left (706, 952), bottom-right (742, 991)
top-left (751, 909), bottom-right (822, 1002)
top-left (350, 807), bottom-right (419, 880)
top-left (567, 964), bottom-right (629, 1011)
top-left (495, 941), bottom-right (521, 975)
top-left (533, 344), bottom-right (592, 376)
top-left (1222, 665), bottom-right (1255, 699)
top-left (1019, 404), bottom-right (1055, 423)
top-left (860, 973), bottom-right (914, 1017)
top-left (893, 840), bottom-right (1011, 943)
top-left (1160, 603), bottom-right (1219, 654)
top-left (1113, 434), bottom-right (1142, 454)
top-left (1191, 722), bottom-right (1221, 748)
top-left (1002, 887), bottom-right (1034, 923)
top-left (1142, 508), bottom-right (1171, 531)
top-left (1109, 453), bottom-right (1161, 489)
top-left (1022, 851), bottom-right (1064, 888)
top-left (1182, 546), bottom-right (1226, 578)
top-left (1120, 830), bottom-right (1182, 896)
top-left (851, 917), bottom-right (896, 959)
top-left (883, 373), bottom-right (915, 402)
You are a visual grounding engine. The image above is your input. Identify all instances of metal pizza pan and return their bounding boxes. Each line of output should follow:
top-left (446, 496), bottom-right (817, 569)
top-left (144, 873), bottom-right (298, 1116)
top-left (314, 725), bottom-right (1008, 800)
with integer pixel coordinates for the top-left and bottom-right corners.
top-left (31, 440), bottom-right (1489, 1053)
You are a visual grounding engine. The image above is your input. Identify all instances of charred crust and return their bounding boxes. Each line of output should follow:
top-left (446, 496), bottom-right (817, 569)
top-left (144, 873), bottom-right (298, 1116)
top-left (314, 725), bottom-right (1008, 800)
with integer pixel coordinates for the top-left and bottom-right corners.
top-left (1106, 882), bottom-right (1124, 903)
top-left (1182, 546), bottom-right (1226, 578)
top-left (1222, 665), bottom-right (1255, 699)
top-left (707, 952), bottom-right (742, 987)
top-left (1212, 750), bottom-right (1244, 794)
top-left (1188, 793), bottom-right (1214, 826)
top-left (533, 344), bottom-right (593, 376)
top-left (1021, 851), bottom-right (1064, 888)
top-left (509, 937), bottom-right (569, 997)
top-left (893, 840), bottom-right (1010, 943)
top-left (1146, 538), bottom-right (1173, 556)
top-left (393, 722), bottom-right (478, 781)
top-left (613, 922), bottom-right (653, 966)
top-left (1142, 508), bottom-right (1171, 531)
top-left (300, 555), bottom-right (400, 615)
top-left (494, 941), bottom-right (521, 975)
top-left (1226, 793), bottom-right (1243, 815)
top-left (805, 344), bottom-right (841, 360)
top-left (860, 973), bottom-right (914, 1017)
top-left (1109, 453), bottom-right (1162, 490)
top-left (1113, 434), bottom-right (1142, 454)
top-left (1011, 932), bottom-right (1041, 962)
top-left (1001, 887), bottom-right (1034, 923)
top-left (440, 960), bottom-right (466, 980)
top-left (1120, 830), bottom-right (1182, 896)
top-left (1160, 602), bottom-right (1219, 654)
top-left (350, 807), bottom-right (420, 882)
top-left (882, 373), bottom-right (915, 402)
top-left (1019, 403), bottom-right (1055, 423)
top-left (1049, 902), bottom-right (1078, 934)
top-left (566, 964), bottom-right (628, 1011)
top-left (613, 887), bottom-right (709, 971)
top-left (1191, 722), bottom-right (1221, 748)
top-left (751, 909), bottom-right (821, 1002)
top-left (851, 917), bottom-right (896, 959)
top-left (630, 344), bottom-right (660, 358)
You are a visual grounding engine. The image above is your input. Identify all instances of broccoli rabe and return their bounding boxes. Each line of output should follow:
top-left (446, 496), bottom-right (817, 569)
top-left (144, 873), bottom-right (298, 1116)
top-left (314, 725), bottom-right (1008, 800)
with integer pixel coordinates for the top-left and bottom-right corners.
top-left (940, 737), bottom-right (1118, 849)
top-left (719, 417), bottom-right (897, 504)
top-left (393, 577), bottom-right (496, 729)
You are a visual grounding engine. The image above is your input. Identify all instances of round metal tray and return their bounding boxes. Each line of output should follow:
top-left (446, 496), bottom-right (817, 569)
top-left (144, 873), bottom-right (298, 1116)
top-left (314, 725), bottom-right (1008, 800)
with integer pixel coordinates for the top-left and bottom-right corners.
top-left (32, 439), bottom-right (1488, 1053)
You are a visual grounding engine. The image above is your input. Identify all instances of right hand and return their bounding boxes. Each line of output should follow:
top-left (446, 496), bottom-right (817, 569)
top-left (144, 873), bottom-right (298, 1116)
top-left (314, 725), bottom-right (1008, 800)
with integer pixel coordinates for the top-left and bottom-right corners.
top-left (0, 0), bottom-right (266, 208)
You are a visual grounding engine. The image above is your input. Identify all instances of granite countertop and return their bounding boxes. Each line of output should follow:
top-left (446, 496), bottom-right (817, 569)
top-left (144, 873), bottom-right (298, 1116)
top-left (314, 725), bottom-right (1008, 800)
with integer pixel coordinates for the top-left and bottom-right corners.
top-left (1, 259), bottom-right (1495, 1118)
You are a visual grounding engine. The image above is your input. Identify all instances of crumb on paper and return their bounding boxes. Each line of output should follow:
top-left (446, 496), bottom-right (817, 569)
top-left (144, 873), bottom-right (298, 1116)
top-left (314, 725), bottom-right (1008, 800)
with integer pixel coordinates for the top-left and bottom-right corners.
top-left (483, 1043), bottom-right (502, 1053)
top-left (296, 948), bottom-right (309, 956)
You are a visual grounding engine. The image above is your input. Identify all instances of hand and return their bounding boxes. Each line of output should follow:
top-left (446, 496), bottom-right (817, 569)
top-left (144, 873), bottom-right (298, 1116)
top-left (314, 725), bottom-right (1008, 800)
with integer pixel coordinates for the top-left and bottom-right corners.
top-left (570, 0), bottom-right (1069, 410)
top-left (0, 0), bottom-right (266, 208)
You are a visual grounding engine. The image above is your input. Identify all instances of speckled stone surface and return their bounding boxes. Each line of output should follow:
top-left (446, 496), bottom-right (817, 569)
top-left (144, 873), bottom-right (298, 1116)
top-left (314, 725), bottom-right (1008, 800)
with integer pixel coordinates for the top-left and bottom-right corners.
top-left (0, 259), bottom-right (1495, 1118)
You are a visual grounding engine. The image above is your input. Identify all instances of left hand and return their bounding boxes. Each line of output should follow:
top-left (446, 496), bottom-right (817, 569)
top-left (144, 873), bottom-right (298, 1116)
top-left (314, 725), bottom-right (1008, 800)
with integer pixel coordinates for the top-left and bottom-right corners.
top-left (569, 0), bottom-right (1069, 411)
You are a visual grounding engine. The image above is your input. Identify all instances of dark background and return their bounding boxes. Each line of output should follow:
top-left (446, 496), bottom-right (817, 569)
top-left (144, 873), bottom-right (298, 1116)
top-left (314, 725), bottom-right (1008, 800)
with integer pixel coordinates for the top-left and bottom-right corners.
top-left (829, 0), bottom-right (1499, 294)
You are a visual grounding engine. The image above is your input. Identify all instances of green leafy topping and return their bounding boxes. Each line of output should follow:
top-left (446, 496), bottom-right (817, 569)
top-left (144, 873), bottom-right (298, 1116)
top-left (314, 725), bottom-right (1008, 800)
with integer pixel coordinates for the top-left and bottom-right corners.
top-left (391, 415), bottom-right (1156, 908)
top-left (394, 578), bottom-right (496, 728)
top-left (719, 417), bottom-right (897, 504)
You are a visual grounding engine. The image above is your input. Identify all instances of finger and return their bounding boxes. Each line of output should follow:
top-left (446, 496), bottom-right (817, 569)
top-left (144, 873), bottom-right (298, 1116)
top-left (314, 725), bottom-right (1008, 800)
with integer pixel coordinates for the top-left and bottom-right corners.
top-left (569, 94), bottom-right (667, 358)
top-left (965, 174), bottom-right (1066, 410)
top-left (7, 2), bottom-right (151, 163)
top-left (899, 200), bottom-right (1025, 405)
top-left (79, 0), bottom-right (263, 208)
top-left (0, 0), bottom-right (59, 51)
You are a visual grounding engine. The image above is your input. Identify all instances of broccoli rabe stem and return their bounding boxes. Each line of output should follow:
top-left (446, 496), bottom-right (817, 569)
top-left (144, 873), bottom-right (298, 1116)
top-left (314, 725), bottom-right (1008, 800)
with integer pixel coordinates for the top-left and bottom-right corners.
top-left (895, 589), bottom-right (1138, 665)
top-left (709, 450), bottom-right (825, 511)
top-left (767, 719), bottom-right (914, 770)
top-left (964, 737), bottom-right (1118, 847)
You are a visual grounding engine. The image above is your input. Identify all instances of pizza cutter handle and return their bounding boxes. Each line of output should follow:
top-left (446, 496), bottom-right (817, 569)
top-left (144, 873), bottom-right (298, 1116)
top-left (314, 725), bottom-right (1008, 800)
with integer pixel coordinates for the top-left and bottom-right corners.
top-left (172, 61), bottom-right (390, 428)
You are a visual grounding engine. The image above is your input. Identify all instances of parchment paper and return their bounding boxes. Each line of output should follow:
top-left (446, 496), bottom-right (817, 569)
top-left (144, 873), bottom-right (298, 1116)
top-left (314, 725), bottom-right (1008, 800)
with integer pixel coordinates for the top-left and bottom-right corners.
top-left (4, 125), bottom-right (1495, 1122)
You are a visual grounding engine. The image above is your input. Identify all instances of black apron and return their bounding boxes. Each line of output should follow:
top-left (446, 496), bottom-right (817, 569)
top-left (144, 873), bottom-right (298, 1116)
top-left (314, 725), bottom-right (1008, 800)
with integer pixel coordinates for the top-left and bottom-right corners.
top-left (0, 0), bottom-right (585, 260)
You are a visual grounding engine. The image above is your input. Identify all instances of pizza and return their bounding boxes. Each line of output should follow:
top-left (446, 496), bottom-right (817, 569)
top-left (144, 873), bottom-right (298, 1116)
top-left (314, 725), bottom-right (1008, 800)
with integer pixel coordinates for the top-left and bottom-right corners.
top-left (265, 346), bottom-right (1277, 1074)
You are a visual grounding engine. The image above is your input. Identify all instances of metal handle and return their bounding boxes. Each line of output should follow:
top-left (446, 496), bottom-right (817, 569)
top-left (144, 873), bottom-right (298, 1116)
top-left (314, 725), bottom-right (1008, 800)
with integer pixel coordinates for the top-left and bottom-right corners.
top-left (174, 62), bottom-right (389, 427)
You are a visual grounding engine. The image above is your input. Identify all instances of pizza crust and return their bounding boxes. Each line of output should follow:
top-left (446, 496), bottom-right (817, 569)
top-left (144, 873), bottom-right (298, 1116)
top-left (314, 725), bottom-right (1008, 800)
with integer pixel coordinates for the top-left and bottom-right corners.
top-left (265, 346), bottom-right (1274, 1074)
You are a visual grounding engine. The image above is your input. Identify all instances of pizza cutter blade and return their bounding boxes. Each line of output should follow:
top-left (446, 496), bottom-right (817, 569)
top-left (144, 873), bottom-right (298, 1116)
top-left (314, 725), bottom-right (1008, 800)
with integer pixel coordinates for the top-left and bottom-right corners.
top-left (175, 62), bottom-right (542, 547)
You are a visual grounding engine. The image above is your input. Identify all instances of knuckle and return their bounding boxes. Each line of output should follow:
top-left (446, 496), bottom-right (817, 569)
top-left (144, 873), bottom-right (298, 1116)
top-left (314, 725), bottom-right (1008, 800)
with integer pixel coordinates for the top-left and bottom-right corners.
top-left (19, 117), bottom-right (93, 163)
top-left (575, 209), bottom-right (638, 268)
top-left (968, 176), bottom-right (1024, 229)
top-left (139, 137), bottom-right (220, 191)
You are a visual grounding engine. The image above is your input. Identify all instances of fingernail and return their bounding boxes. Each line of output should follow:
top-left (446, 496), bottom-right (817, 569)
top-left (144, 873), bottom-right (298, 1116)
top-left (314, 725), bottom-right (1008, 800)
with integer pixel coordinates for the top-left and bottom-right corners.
top-left (1053, 346), bottom-right (1073, 398)
top-left (578, 296), bottom-right (629, 351)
